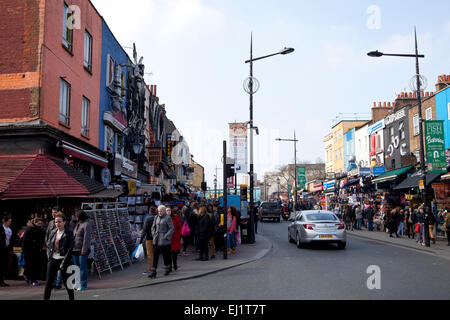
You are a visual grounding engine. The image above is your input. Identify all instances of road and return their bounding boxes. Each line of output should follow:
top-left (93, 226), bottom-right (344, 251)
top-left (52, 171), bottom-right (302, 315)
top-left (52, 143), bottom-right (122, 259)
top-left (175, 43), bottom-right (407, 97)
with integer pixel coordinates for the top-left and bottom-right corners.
top-left (20, 220), bottom-right (450, 300)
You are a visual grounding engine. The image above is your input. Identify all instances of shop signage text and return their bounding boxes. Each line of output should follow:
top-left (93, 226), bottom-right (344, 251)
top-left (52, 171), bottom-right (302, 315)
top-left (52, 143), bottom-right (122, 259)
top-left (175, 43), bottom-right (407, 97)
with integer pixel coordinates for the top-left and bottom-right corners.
top-left (425, 121), bottom-right (447, 173)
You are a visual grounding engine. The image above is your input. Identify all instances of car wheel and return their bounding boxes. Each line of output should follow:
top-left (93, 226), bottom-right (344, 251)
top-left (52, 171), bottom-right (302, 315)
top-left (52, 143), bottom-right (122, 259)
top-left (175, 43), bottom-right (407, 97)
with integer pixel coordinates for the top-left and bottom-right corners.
top-left (296, 233), bottom-right (303, 248)
top-left (337, 242), bottom-right (346, 250)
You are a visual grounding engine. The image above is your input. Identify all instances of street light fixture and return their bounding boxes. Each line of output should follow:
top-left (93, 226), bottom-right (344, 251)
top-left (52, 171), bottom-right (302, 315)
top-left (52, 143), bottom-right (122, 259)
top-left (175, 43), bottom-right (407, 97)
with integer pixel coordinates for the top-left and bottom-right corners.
top-left (367, 27), bottom-right (430, 247)
top-left (276, 131), bottom-right (299, 212)
top-left (244, 34), bottom-right (294, 245)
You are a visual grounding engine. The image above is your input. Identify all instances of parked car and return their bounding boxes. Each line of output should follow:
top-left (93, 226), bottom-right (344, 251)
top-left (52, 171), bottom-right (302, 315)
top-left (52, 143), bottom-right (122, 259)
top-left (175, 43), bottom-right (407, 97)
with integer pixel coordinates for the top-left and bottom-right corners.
top-left (288, 210), bottom-right (347, 249)
top-left (260, 202), bottom-right (282, 223)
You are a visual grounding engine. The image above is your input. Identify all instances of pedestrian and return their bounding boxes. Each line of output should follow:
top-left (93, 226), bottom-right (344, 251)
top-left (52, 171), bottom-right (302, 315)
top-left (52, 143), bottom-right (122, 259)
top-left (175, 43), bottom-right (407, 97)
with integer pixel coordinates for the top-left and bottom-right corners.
top-left (405, 206), bottom-right (416, 239)
top-left (44, 214), bottom-right (74, 301)
top-left (398, 209), bottom-right (405, 237)
top-left (425, 208), bottom-right (436, 245)
top-left (355, 205), bottom-right (363, 230)
top-left (207, 208), bottom-right (217, 259)
top-left (415, 206), bottom-right (426, 245)
top-left (254, 203), bottom-right (260, 235)
top-left (366, 204), bottom-right (375, 231)
top-left (343, 205), bottom-right (353, 231)
top-left (0, 216), bottom-right (12, 287)
top-left (22, 217), bottom-right (45, 286)
top-left (189, 203), bottom-right (199, 252)
top-left (180, 206), bottom-right (191, 256)
top-left (167, 206), bottom-right (182, 271)
top-left (140, 206), bottom-right (157, 275)
top-left (197, 207), bottom-right (211, 261)
top-left (212, 203), bottom-right (225, 253)
top-left (72, 209), bottom-right (92, 291)
top-left (149, 205), bottom-right (174, 278)
top-left (388, 209), bottom-right (399, 238)
top-left (443, 210), bottom-right (450, 246)
top-left (227, 206), bottom-right (238, 255)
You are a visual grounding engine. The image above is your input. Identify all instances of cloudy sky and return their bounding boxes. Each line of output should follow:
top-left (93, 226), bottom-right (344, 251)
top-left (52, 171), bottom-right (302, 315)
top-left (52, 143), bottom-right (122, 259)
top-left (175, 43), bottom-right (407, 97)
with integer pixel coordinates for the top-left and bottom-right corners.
top-left (91, 0), bottom-right (450, 189)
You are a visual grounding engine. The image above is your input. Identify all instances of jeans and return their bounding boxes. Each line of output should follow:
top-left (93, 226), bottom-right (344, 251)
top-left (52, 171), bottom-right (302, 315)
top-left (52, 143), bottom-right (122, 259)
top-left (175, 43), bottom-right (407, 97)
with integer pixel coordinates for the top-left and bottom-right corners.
top-left (227, 231), bottom-right (236, 249)
top-left (44, 258), bottom-right (74, 300)
top-left (72, 254), bottom-right (89, 289)
top-left (356, 219), bottom-right (362, 230)
top-left (398, 222), bottom-right (404, 236)
top-left (368, 219), bottom-right (374, 231)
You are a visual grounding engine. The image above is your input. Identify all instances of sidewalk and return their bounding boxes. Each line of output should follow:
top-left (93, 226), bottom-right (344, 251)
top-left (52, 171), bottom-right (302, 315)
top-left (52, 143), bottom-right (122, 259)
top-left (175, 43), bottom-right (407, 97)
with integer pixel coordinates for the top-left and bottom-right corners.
top-left (0, 234), bottom-right (273, 300)
top-left (347, 228), bottom-right (450, 261)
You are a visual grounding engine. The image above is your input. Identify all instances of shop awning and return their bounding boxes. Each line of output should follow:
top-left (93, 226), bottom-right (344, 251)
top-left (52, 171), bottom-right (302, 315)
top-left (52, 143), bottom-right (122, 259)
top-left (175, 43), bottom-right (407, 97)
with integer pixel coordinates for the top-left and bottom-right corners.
top-left (0, 154), bottom-right (109, 200)
top-left (393, 172), bottom-right (443, 190)
top-left (372, 166), bottom-right (413, 184)
top-left (344, 179), bottom-right (360, 187)
top-left (62, 142), bottom-right (108, 168)
top-left (441, 173), bottom-right (450, 180)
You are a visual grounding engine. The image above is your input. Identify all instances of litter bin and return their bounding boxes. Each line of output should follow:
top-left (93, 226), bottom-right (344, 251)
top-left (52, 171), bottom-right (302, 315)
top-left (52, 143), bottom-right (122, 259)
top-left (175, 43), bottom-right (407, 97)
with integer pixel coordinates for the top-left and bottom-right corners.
top-left (240, 219), bottom-right (250, 244)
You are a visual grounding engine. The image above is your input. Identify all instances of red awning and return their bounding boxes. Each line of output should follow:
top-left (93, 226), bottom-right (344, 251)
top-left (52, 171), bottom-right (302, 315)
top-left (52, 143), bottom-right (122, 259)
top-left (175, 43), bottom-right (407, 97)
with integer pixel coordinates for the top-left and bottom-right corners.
top-left (0, 154), bottom-right (107, 200)
top-left (62, 143), bottom-right (108, 167)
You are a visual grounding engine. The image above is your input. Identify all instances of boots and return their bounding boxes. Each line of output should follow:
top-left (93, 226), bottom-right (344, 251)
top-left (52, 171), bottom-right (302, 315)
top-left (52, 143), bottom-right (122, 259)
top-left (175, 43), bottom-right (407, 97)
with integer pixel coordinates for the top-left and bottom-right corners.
top-left (227, 248), bottom-right (232, 255)
top-left (148, 268), bottom-right (156, 279)
top-left (232, 248), bottom-right (237, 254)
top-left (164, 266), bottom-right (171, 276)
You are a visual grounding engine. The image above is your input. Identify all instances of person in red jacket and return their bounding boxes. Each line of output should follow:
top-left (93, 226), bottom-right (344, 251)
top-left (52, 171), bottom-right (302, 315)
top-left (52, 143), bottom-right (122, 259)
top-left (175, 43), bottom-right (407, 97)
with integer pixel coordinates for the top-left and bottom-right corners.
top-left (167, 206), bottom-right (182, 271)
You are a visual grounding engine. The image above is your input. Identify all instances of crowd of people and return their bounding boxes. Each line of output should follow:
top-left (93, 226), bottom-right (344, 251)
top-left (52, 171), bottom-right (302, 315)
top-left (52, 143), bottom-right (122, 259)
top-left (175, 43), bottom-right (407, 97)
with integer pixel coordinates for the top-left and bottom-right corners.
top-left (331, 201), bottom-right (450, 247)
top-left (139, 201), bottom-right (241, 279)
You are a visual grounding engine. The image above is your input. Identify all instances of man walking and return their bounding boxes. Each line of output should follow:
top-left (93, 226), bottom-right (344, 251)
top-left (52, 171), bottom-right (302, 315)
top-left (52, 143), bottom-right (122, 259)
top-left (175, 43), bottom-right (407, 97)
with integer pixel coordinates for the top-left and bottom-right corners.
top-left (140, 207), bottom-right (157, 275)
top-left (366, 204), bottom-right (375, 231)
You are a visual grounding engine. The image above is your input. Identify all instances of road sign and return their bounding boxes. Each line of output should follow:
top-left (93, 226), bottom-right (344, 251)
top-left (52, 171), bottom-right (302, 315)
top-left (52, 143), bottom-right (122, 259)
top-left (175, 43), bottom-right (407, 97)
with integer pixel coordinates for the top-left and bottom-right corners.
top-left (296, 166), bottom-right (306, 190)
top-left (425, 121), bottom-right (446, 173)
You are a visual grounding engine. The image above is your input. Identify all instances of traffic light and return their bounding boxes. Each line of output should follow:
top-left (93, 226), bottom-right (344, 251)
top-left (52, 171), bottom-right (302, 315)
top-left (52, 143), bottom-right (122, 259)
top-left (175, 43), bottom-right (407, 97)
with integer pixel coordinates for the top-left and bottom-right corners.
top-left (225, 162), bottom-right (235, 178)
top-left (201, 182), bottom-right (207, 192)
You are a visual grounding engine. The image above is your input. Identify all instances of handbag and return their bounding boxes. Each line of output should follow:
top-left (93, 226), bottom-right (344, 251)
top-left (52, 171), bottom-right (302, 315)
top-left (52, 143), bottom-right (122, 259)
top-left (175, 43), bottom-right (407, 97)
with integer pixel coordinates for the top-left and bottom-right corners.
top-left (18, 252), bottom-right (25, 267)
top-left (181, 221), bottom-right (191, 237)
top-left (133, 244), bottom-right (144, 261)
top-left (414, 223), bottom-right (420, 234)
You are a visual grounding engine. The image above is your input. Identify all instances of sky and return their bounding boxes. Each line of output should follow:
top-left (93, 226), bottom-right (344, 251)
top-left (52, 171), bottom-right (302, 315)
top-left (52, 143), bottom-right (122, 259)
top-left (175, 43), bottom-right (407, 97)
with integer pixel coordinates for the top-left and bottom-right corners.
top-left (91, 0), bottom-right (450, 189)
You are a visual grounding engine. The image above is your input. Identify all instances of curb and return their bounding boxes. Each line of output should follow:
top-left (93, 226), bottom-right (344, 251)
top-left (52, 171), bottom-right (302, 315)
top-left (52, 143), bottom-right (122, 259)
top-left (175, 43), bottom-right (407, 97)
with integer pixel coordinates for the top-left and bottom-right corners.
top-left (119, 236), bottom-right (274, 290)
top-left (347, 232), bottom-right (442, 256)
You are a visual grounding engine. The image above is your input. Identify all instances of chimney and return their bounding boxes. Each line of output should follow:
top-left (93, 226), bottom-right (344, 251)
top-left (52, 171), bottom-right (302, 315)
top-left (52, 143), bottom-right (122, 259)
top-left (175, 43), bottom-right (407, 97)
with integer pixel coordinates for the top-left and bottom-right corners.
top-left (436, 74), bottom-right (450, 91)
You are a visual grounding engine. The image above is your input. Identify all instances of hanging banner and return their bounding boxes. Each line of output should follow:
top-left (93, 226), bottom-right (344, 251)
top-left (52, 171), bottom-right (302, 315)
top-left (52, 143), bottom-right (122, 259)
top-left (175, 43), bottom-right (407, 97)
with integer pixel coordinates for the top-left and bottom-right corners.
top-left (296, 166), bottom-right (306, 190)
top-left (425, 121), bottom-right (446, 173)
top-left (229, 123), bottom-right (248, 174)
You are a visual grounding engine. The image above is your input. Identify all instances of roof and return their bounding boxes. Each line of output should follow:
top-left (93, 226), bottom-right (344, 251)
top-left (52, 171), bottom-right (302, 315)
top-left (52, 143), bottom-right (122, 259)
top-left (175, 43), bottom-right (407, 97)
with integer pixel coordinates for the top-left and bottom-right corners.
top-left (372, 166), bottom-right (414, 184)
top-left (0, 154), bottom-right (108, 200)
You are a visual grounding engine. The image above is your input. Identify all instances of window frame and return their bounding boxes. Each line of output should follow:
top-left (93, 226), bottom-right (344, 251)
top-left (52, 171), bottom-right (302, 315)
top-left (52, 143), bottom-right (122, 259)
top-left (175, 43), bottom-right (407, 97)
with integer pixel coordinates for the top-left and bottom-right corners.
top-left (59, 78), bottom-right (71, 126)
top-left (81, 96), bottom-right (90, 137)
top-left (62, 3), bottom-right (73, 52)
top-left (84, 30), bottom-right (93, 72)
top-left (413, 114), bottom-right (420, 136)
top-left (425, 107), bottom-right (432, 121)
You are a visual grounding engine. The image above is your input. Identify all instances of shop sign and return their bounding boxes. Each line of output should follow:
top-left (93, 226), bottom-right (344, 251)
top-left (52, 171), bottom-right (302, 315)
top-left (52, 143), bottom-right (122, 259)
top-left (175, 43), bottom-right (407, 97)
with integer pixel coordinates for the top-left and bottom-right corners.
top-left (425, 121), bottom-right (447, 173)
top-left (359, 168), bottom-right (371, 176)
top-left (115, 154), bottom-right (137, 178)
top-left (312, 183), bottom-right (323, 192)
top-left (101, 168), bottom-right (111, 187)
top-left (103, 111), bottom-right (127, 132)
top-left (148, 147), bottom-right (162, 163)
top-left (372, 166), bottom-right (386, 175)
top-left (229, 123), bottom-right (248, 174)
top-left (323, 180), bottom-right (336, 191)
top-left (297, 166), bottom-right (306, 190)
top-left (349, 168), bottom-right (359, 177)
top-left (368, 119), bottom-right (385, 135)
top-left (326, 172), bottom-right (336, 180)
top-left (385, 108), bottom-right (406, 126)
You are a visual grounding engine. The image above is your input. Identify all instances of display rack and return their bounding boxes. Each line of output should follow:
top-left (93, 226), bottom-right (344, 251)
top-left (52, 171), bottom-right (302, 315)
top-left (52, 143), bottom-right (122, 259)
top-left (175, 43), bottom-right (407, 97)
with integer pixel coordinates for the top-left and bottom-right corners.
top-left (81, 202), bottom-right (133, 279)
top-left (121, 195), bottom-right (150, 232)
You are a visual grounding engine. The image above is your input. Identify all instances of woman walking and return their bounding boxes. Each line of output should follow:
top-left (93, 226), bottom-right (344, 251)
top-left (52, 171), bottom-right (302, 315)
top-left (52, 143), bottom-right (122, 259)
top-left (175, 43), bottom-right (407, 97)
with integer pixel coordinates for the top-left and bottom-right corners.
top-left (443, 210), bottom-right (450, 246)
top-left (72, 210), bottom-right (92, 291)
top-left (197, 207), bottom-right (211, 261)
top-left (227, 206), bottom-right (238, 255)
top-left (22, 217), bottom-right (45, 286)
top-left (167, 206), bottom-right (182, 271)
top-left (405, 207), bottom-right (416, 239)
top-left (149, 205), bottom-right (174, 278)
top-left (355, 205), bottom-right (363, 230)
top-left (44, 214), bottom-right (74, 300)
top-left (207, 208), bottom-right (217, 259)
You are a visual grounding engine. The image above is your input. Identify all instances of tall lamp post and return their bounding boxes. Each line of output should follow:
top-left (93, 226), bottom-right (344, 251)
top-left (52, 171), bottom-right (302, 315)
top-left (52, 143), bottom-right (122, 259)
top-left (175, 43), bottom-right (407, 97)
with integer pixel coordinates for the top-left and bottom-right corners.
top-left (244, 34), bottom-right (294, 244)
top-left (277, 177), bottom-right (281, 202)
top-left (367, 27), bottom-right (430, 246)
top-left (276, 130), bottom-right (299, 212)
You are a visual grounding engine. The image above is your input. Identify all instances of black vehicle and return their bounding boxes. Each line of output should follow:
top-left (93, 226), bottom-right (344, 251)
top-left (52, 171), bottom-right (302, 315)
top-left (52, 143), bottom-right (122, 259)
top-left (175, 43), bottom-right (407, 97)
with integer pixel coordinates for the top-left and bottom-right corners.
top-left (281, 204), bottom-right (290, 221)
top-left (260, 202), bottom-right (282, 223)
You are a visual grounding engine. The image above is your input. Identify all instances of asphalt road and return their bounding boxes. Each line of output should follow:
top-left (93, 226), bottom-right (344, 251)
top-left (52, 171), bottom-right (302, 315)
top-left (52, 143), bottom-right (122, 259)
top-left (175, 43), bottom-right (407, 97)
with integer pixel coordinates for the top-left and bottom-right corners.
top-left (52, 220), bottom-right (450, 300)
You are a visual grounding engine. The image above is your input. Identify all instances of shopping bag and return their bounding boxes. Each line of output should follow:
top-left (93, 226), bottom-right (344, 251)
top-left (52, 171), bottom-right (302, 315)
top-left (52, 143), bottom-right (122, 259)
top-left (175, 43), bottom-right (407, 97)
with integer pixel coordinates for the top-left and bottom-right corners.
top-left (414, 223), bottom-right (420, 234)
top-left (236, 232), bottom-right (241, 245)
top-left (133, 244), bottom-right (144, 261)
top-left (181, 221), bottom-right (191, 237)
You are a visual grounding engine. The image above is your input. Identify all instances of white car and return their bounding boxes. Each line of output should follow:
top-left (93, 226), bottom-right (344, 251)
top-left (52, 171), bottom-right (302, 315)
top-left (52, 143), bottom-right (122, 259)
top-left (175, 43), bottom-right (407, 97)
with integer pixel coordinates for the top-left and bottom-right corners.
top-left (288, 210), bottom-right (347, 249)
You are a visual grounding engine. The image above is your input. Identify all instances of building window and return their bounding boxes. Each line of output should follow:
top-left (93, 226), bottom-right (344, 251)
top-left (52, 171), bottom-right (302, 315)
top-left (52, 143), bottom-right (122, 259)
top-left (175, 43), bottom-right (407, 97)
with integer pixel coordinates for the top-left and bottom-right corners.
top-left (62, 3), bottom-right (73, 51)
top-left (426, 108), bottom-right (432, 120)
top-left (117, 134), bottom-right (124, 156)
top-left (413, 114), bottom-right (419, 136)
top-left (59, 78), bottom-right (71, 125)
top-left (106, 55), bottom-right (115, 88)
top-left (390, 127), bottom-right (394, 144)
top-left (399, 122), bottom-right (405, 140)
top-left (84, 31), bottom-right (93, 71)
top-left (81, 97), bottom-right (90, 136)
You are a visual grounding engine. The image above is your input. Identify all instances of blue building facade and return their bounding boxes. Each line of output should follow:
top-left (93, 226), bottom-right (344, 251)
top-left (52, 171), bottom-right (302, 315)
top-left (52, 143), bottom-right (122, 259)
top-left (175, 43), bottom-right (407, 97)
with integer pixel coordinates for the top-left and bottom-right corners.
top-left (435, 87), bottom-right (450, 150)
top-left (344, 128), bottom-right (356, 172)
top-left (99, 19), bottom-right (130, 155)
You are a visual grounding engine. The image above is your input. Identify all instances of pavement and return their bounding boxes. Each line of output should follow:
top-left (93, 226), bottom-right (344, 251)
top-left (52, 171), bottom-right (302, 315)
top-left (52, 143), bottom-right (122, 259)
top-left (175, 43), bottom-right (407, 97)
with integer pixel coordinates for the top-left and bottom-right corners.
top-left (347, 228), bottom-right (450, 261)
top-left (0, 234), bottom-right (273, 300)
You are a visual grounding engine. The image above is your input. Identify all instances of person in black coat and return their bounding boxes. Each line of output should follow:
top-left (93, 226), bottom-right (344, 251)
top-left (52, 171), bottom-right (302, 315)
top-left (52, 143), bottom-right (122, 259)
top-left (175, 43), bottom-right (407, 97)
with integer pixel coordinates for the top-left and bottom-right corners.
top-left (0, 216), bottom-right (10, 287)
top-left (22, 218), bottom-right (45, 286)
top-left (44, 214), bottom-right (74, 300)
top-left (197, 207), bottom-right (211, 261)
top-left (405, 207), bottom-right (416, 239)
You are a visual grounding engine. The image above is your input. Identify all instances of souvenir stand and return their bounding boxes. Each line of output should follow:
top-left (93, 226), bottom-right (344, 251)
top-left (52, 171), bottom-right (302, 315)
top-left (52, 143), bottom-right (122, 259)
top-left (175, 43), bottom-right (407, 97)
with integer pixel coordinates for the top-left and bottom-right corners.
top-left (120, 195), bottom-right (150, 232)
top-left (81, 202), bottom-right (134, 279)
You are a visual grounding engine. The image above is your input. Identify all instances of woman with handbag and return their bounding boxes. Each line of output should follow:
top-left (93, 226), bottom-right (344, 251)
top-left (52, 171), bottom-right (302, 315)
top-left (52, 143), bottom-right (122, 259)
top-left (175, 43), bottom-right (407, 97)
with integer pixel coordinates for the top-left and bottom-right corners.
top-left (167, 207), bottom-right (182, 271)
top-left (44, 214), bottom-right (74, 300)
top-left (181, 206), bottom-right (191, 256)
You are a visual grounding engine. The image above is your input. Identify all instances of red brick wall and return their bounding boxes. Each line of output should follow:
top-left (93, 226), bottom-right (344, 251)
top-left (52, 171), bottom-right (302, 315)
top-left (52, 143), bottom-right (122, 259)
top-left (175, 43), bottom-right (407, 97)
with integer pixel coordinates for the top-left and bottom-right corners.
top-left (0, 0), bottom-right (43, 121)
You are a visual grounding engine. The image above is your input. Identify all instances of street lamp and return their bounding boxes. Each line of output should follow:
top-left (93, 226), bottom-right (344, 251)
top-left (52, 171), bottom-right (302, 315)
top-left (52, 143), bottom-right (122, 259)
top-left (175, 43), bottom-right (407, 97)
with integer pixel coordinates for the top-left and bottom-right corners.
top-left (244, 34), bottom-right (294, 244)
top-left (276, 130), bottom-right (299, 211)
top-left (277, 177), bottom-right (281, 202)
top-left (367, 27), bottom-right (430, 247)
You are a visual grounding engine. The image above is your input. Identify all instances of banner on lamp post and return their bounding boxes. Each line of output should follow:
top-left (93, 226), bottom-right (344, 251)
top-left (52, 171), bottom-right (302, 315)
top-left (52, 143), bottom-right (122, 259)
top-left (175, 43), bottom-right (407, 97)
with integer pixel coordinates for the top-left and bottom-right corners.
top-left (229, 123), bottom-right (248, 174)
top-left (296, 166), bottom-right (306, 190)
top-left (425, 121), bottom-right (447, 173)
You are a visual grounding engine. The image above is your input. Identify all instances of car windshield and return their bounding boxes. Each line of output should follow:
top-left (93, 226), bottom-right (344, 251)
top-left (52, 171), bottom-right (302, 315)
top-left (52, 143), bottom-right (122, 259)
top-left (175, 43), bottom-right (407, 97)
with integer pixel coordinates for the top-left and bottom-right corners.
top-left (306, 213), bottom-right (337, 221)
top-left (262, 203), bottom-right (279, 209)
